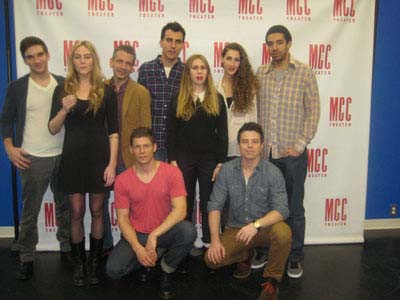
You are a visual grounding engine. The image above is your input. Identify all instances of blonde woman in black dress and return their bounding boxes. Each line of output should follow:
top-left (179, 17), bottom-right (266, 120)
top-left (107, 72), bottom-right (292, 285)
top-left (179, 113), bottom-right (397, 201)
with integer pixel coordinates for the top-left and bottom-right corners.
top-left (49, 41), bottom-right (118, 286)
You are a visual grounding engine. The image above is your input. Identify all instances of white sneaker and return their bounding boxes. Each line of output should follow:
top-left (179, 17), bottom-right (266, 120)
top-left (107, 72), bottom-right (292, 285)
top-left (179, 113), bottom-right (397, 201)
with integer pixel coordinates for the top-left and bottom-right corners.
top-left (250, 249), bottom-right (268, 269)
top-left (287, 259), bottom-right (303, 278)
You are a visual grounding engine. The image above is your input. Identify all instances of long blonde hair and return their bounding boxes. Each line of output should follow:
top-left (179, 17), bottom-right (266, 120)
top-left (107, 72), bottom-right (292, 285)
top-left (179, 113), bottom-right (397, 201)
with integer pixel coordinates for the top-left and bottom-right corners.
top-left (64, 40), bottom-right (105, 115)
top-left (176, 54), bottom-right (219, 121)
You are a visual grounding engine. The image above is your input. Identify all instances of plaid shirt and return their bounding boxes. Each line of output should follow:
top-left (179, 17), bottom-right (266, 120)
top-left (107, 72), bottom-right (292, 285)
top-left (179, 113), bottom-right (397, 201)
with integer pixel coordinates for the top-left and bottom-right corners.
top-left (138, 55), bottom-right (184, 150)
top-left (256, 56), bottom-right (320, 159)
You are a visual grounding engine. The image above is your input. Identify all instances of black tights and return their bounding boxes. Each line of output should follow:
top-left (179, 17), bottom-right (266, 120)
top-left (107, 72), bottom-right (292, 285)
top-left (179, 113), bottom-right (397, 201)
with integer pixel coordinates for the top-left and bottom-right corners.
top-left (69, 193), bottom-right (105, 243)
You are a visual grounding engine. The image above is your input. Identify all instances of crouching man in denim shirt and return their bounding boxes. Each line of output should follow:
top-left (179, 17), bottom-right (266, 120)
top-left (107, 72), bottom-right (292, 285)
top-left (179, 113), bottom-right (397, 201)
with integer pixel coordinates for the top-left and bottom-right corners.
top-left (205, 122), bottom-right (291, 300)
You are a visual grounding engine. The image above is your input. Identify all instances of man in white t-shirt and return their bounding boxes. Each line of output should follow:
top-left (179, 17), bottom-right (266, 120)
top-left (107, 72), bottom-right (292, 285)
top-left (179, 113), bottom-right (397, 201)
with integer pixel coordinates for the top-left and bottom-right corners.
top-left (0, 36), bottom-right (71, 280)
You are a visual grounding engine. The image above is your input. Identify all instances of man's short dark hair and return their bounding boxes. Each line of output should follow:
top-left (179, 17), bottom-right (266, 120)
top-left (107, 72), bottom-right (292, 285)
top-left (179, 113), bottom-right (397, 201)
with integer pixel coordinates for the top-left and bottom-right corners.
top-left (160, 22), bottom-right (186, 41)
top-left (20, 36), bottom-right (48, 59)
top-left (130, 127), bottom-right (155, 146)
top-left (237, 122), bottom-right (264, 144)
top-left (265, 25), bottom-right (292, 43)
top-left (112, 45), bottom-right (136, 61)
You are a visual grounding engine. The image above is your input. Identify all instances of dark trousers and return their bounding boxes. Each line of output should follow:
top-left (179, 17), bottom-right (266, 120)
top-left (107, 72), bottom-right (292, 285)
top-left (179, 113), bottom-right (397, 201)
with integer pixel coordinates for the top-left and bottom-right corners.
top-left (19, 154), bottom-right (70, 262)
top-left (270, 150), bottom-right (308, 259)
top-left (106, 221), bottom-right (196, 279)
top-left (103, 163), bottom-right (127, 249)
top-left (177, 157), bottom-right (217, 244)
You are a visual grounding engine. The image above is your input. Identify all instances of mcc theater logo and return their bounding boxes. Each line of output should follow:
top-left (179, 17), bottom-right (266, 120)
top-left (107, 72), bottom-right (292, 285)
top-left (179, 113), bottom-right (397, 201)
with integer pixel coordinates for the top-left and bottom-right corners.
top-left (36, 0), bottom-right (63, 16)
top-left (88, 0), bottom-right (115, 17)
top-left (238, 0), bottom-right (263, 21)
top-left (309, 44), bottom-right (332, 75)
top-left (189, 0), bottom-right (215, 19)
top-left (307, 148), bottom-right (328, 178)
top-left (286, 0), bottom-right (311, 22)
top-left (261, 43), bottom-right (272, 65)
top-left (109, 201), bottom-right (118, 231)
top-left (44, 202), bottom-right (57, 233)
top-left (139, 0), bottom-right (165, 18)
top-left (63, 40), bottom-right (79, 71)
top-left (325, 197), bottom-right (348, 227)
top-left (213, 41), bottom-right (229, 73)
top-left (329, 96), bottom-right (352, 127)
top-left (332, 0), bottom-right (356, 23)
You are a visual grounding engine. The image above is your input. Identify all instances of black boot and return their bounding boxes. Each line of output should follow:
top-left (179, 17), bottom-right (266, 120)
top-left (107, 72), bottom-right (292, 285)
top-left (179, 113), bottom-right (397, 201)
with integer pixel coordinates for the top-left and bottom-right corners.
top-left (88, 234), bottom-right (103, 285)
top-left (158, 270), bottom-right (176, 299)
top-left (16, 261), bottom-right (33, 280)
top-left (60, 251), bottom-right (74, 268)
top-left (71, 240), bottom-right (86, 286)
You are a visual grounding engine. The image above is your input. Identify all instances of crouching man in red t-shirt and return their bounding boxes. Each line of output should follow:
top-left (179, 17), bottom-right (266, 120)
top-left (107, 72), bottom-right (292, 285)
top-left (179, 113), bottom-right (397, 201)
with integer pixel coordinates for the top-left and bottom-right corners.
top-left (106, 127), bottom-right (196, 299)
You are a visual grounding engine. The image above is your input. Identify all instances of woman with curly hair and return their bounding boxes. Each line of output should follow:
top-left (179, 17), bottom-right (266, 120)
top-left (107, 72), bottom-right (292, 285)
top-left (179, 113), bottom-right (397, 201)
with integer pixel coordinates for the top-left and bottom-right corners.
top-left (49, 40), bottom-right (118, 286)
top-left (218, 43), bottom-right (259, 159)
top-left (167, 54), bottom-right (228, 247)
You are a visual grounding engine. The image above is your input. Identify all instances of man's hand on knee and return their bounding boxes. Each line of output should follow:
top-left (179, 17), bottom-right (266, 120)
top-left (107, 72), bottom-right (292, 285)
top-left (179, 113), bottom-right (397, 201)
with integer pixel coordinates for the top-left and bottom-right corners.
top-left (207, 240), bottom-right (225, 265)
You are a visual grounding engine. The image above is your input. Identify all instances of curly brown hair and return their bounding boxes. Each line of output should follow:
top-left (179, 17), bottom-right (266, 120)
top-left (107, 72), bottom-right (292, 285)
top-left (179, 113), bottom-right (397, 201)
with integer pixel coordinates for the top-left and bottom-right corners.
top-left (221, 43), bottom-right (258, 114)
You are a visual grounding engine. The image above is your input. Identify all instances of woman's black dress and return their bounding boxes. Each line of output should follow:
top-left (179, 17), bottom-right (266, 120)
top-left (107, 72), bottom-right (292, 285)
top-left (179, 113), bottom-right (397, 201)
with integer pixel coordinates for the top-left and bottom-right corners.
top-left (50, 84), bottom-right (118, 194)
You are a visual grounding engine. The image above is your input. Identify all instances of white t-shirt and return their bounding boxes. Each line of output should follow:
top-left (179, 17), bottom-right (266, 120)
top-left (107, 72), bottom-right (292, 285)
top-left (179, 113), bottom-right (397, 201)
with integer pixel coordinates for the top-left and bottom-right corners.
top-left (164, 66), bottom-right (172, 78)
top-left (21, 75), bottom-right (64, 157)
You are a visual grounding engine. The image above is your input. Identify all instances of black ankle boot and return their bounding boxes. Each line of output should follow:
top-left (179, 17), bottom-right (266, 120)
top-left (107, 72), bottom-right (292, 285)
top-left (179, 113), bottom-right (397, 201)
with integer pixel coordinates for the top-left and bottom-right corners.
top-left (71, 240), bottom-right (86, 286)
top-left (16, 261), bottom-right (33, 280)
top-left (158, 270), bottom-right (176, 299)
top-left (88, 234), bottom-right (103, 285)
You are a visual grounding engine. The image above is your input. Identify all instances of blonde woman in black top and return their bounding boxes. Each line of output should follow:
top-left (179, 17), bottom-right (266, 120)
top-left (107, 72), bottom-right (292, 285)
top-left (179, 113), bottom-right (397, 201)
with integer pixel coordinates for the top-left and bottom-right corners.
top-left (167, 54), bottom-right (228, 246)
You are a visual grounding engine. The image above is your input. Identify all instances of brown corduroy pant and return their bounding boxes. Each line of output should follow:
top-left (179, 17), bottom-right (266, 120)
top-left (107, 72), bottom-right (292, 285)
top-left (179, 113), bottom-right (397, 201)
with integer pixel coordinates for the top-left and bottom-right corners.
top-left (204, 221), bottom-right (292, 281)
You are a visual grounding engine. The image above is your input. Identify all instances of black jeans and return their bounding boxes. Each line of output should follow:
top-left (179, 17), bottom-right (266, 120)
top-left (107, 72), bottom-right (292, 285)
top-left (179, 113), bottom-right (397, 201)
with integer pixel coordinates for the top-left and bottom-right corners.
top-left (177, 157), bottom-right (217, 244)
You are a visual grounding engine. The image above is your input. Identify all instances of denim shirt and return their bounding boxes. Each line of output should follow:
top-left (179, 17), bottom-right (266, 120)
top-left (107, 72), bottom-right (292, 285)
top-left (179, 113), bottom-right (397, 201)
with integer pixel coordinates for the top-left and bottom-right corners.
top-left (208, 157), bottom-right (289, 228)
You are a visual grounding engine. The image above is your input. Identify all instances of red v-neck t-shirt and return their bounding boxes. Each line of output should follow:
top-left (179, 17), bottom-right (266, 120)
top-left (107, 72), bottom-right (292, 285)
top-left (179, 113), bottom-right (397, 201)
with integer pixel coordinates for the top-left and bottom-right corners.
top-left (114, 162), bottom-right (187, 233)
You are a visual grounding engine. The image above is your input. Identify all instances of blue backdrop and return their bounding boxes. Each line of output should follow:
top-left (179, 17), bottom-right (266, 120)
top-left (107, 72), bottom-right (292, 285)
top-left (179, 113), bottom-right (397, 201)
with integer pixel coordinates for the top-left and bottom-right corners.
top-left (366, 0), bottom-right (400, 219)
top-left (0, 0), bottom-right (17, 227)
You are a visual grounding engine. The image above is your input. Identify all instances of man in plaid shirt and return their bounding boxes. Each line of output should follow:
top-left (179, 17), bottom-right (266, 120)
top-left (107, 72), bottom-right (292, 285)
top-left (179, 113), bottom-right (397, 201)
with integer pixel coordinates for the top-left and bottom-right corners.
top-left (256, 25), bottom-right (320, 279)
top-left (138, 22), bottom-right (186, 162)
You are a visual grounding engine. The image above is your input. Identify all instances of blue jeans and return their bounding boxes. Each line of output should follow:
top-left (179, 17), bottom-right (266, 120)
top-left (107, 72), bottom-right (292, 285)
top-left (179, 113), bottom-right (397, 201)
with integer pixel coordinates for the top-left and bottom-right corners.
top-left (103, 163), bottom-right (127, 249)
top-left (106, 220), bottom-right (196, 279)
top-left (270, 150), bottom-right (308, 260)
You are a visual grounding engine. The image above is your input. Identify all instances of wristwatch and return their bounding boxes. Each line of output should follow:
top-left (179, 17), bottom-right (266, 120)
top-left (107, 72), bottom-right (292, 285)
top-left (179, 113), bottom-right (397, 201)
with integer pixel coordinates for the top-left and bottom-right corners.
top-left (253, 220), bottom-right (261, 231)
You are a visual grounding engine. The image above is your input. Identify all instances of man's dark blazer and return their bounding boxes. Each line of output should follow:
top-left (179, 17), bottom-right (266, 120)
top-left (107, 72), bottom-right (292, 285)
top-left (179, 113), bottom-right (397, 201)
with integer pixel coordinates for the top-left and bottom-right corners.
top-left (0, 73), bottom-right (64, 147)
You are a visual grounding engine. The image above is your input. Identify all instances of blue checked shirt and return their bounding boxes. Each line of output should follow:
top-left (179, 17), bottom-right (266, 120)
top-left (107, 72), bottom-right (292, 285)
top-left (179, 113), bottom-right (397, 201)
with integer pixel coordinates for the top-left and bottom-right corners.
top-left (208, 158), bottom-right (289, 228)
top-left (256, 56), bottom-right (320, 159)
top-left (138, 56), bottom-right (184, 150)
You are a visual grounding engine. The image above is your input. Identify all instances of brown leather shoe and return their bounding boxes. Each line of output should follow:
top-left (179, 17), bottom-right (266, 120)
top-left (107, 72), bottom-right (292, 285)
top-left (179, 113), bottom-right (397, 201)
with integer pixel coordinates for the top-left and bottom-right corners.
top-left (233, 249), bottom-right (254, 279)
top-left (233, 261), bottom-right (251, 279)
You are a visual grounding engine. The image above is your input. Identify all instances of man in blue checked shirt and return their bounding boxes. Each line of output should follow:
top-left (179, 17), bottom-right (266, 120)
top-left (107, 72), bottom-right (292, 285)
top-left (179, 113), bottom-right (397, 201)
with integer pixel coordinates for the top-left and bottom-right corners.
top-left (138, 22), bottom-right (186, 162)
